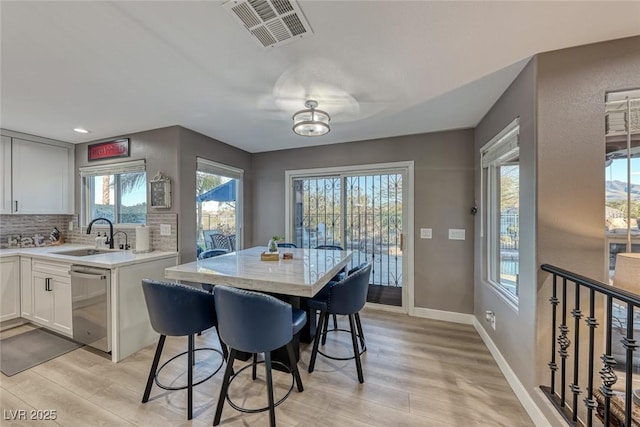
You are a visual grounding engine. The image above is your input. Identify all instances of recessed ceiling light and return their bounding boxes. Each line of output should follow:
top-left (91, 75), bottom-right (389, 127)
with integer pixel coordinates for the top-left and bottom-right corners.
top-left (73, 128), bottom-right (91, 134)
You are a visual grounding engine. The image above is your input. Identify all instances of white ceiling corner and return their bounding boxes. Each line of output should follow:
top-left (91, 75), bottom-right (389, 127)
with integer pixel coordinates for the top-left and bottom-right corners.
top-left (1, 1), bottom-right (639, 153)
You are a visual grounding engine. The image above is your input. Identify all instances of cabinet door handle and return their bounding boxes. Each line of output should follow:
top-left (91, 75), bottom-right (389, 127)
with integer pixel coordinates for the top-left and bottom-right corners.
top-left (45, 278), bottom-right (51, 291)
top-left (14, 200), bottom-right (18, 212)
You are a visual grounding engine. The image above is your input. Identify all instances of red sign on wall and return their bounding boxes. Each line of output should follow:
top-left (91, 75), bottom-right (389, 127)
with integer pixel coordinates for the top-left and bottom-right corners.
top-left (88, 138), bottom-right (130, 161)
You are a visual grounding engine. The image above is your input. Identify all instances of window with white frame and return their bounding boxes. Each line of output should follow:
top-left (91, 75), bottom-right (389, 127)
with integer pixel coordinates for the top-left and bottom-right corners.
top-left (482, 119), bottom-right (520, 304)
top-left (80, 160), bottom-right (146, 225)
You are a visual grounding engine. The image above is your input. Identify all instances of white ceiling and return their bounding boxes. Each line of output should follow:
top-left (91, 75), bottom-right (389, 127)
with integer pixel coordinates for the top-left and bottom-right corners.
top-left (1, 1), bottom-right (639, 153)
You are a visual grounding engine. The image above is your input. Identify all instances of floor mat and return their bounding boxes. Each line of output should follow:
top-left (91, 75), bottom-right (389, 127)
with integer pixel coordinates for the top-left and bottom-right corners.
top-left (0, 328), bottom-right (82, 376)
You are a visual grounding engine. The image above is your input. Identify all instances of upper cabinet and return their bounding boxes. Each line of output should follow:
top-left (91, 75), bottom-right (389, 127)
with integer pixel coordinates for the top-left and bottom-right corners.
top-left (0, 132), bottom-right (74, 214)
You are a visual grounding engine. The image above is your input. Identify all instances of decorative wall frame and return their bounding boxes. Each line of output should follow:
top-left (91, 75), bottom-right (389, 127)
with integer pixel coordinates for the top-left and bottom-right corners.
top-left (149, 171), bottom-right (171, 209)
top-left (88, 138), bottom-right (130, 161)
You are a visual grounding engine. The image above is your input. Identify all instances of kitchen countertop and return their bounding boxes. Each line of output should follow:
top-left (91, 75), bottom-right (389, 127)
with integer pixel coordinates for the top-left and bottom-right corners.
top-left (0, 244), bottom-right (178, 268)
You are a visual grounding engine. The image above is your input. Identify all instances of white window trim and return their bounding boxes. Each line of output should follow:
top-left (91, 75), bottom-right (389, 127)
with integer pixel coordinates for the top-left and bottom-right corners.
top-left (80, 159), bottom-right (146, 227)
top-left (481, 119), bottom-right (520, 306)
top-left (196, 157), bottom-right (244, 250)
top-left (196, 157), bottom-right (243, 179)
top-left (284, 160), bottom-right (414, 316)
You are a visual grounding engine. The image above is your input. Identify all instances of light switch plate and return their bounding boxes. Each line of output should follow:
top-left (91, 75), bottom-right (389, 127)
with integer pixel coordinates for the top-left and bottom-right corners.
top-left (160, 224), bottom-right (171, 236)
top-left (449, 229), bottom-right (466, 240)
top-left (420, 228), bottom-right (432, 239)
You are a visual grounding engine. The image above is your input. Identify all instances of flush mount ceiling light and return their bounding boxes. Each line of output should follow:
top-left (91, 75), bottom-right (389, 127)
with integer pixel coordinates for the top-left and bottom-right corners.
top-left (292, 100), bottom-right (330, 137)
top-left (73, 127), bottom-right (91, 134)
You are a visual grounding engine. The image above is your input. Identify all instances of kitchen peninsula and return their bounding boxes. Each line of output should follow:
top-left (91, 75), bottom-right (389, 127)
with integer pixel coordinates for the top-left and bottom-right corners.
top-left (0, 245), bottom-right (178, 362)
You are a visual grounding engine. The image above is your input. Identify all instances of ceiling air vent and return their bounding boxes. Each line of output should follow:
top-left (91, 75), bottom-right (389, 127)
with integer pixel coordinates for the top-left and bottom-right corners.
top-left (223, 0), bottom-right (314, 48)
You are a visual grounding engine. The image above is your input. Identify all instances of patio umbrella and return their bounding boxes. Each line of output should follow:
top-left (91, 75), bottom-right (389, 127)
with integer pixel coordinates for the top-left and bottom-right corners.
top-left (197, 180), bottom-right (236, 202)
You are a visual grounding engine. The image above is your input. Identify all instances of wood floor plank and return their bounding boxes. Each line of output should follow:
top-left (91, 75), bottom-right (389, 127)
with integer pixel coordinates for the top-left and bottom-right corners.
top-left (1, 309), bottom-right (533, 426)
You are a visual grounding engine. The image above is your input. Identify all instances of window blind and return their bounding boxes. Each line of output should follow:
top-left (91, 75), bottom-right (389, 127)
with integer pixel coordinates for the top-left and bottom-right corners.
top-left (481, 118), bottom-right (520, 167)
top-left (79, 159), bottom-right (146, 177)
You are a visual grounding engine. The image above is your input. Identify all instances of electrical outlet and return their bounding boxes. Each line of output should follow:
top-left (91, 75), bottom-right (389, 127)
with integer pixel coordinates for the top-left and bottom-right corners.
top-left (420, 228), bottom-right (432, 239)
top-left (68, 221), bottom-right (73, 231)
top-left (485, 310), bottom-right (496, 330)
top-left (160, 224), bottom-right (171, 236)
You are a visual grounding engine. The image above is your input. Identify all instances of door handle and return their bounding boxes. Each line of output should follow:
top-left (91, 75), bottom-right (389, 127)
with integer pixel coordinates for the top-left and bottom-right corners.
top-left (45, 278), bottom-right (51, 291)
top-left (14, 200), bottom-right (18, 212)
top-left (400, 233), bottom-right (404, 251)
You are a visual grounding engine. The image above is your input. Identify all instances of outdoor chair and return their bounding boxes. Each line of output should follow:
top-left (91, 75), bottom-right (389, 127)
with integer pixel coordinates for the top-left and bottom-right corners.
top-left (210, 232), bottom-right (231, 251)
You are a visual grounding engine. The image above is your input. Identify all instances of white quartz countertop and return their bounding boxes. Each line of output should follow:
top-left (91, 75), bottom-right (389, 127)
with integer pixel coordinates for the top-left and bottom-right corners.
top-left (165, 246), bottom-right (352, 297)
top-left (0, 244), bottom-right (177, 268)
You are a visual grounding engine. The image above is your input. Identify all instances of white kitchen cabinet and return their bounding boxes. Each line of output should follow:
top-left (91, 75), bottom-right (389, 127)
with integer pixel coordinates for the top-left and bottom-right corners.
top-left (0, 132), bottom-right (74, 214)
top-left (31, 260), bottom-right (72, 336)
top-left (0, 256), bottom-right (20, 322)
top-left (0, 136), bottom-right (12, 214)
top-left (20, 257), bottom-right (33, 319)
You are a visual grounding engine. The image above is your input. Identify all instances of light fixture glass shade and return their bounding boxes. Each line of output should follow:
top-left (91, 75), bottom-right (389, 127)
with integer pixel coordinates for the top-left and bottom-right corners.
top-left (292, 100), bottom-right (330, 136)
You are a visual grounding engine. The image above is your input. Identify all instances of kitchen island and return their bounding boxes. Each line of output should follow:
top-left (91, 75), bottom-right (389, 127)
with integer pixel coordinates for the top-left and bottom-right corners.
top-left (0, 245), bottom-right (178, 362)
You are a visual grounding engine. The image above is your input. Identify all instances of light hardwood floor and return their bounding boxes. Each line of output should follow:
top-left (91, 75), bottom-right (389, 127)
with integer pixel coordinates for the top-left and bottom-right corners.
top-left (0, 310), bottom-right (534, 426)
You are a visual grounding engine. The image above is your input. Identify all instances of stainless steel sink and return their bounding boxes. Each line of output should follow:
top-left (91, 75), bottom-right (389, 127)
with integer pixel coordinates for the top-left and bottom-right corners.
top-left (53, 249), bottom-right (113, 257)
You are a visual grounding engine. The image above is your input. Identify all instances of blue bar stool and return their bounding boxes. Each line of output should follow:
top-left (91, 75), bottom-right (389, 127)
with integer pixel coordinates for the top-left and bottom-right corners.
top-left (314, 245), bottom-right (347, 330)
top-left (213, 286), bottom-right (306, 427)
top-left (307, 263), bottom-right (372, 383)
top-left (198, 249), bottom-right (228, 293)
top-left (141, 280), bottom-right (227, 420)
top-left (277, 242), bottom-right (297, 248)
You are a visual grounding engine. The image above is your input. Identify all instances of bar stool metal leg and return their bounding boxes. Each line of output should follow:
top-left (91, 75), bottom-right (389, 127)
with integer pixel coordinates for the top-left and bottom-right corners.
top-left (252, 353), bottom-right (258, 380)
top-left (309, 311), bottom-right (327, 373)
top-left (286, 342), bottom-right (304, 392)
top-left (264, 352), bottom-right (276, 427)
top-left (142, 335), bottom-right (166, 403)
top-left (354, 313), bottom-right (366, 350)
top-left (321, 312), bottom-right (330, 346)
top-left (188, 334), bottom-right (194, 419)
top-left (348, 314), bottom-right (364, 383)
top-left (214, 349), bottom-right (237, 426)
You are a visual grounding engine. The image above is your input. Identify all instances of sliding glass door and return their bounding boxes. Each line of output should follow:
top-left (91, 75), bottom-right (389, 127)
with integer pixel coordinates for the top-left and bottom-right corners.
top-left (289, 165), bottom-right (409, 308)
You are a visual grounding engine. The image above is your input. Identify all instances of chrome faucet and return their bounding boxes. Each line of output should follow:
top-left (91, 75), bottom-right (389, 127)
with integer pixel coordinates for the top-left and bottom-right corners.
top-left (86, 217), bottom-right (114, 249)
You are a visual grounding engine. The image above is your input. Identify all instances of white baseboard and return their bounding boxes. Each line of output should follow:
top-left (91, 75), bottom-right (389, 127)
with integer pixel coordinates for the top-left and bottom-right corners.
top-left (473, 318), bottom-right (552, 427)
top-left (364, 302), bottom-right (405, 314)
top-left (412, 307), bottom-right (475, 324)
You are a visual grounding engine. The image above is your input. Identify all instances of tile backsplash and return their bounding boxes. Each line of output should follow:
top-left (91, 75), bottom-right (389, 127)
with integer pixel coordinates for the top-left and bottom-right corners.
top-left (0, 213), bottom-right (178, 252)
top-left (0, 215), bottom-right (72, 248)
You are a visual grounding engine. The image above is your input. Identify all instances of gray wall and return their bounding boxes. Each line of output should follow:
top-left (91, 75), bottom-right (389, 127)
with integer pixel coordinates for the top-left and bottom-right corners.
top-left (75, 126), bottom-right (181, 217)
top-left (177, 127), bottom-right (252, 262)
top-left (474, 35), bottom-right (640, 425)
top-left (534, 36), bottom-right (640, 422)
top-left (75, 125), bottom-right (253, 262)
top-left (251, 130), bottom-right (475, 313)
top-left (474, 57), bottom-right (538, 393)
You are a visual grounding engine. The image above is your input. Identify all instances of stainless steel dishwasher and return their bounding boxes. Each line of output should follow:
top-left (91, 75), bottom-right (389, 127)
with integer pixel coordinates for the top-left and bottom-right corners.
top-left (69, 265), bottom-right (111, 352)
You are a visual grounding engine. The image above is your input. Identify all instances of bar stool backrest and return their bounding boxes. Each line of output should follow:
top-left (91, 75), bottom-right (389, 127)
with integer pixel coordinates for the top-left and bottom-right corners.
top-left (214, 286), bottom-right (293, 353)
top-left (326, 263), bottom-right (372, 315)
top-left (142, 279), bottom-right (217, 336)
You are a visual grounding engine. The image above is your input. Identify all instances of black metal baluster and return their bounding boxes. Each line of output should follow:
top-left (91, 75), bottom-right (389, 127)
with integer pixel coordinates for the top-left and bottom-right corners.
top-left (559, 277), bottom-right (570, 407)
top-left (584, 288), bottom-right (598, 427)
top-left (623, 303), bottom-right (637, 427)
top-left (550, 274), bottom-right (559, 396)
top-left (571, 282), bottom-right (582, 421)
top-left (600, 295), bottom-right (617, 427)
